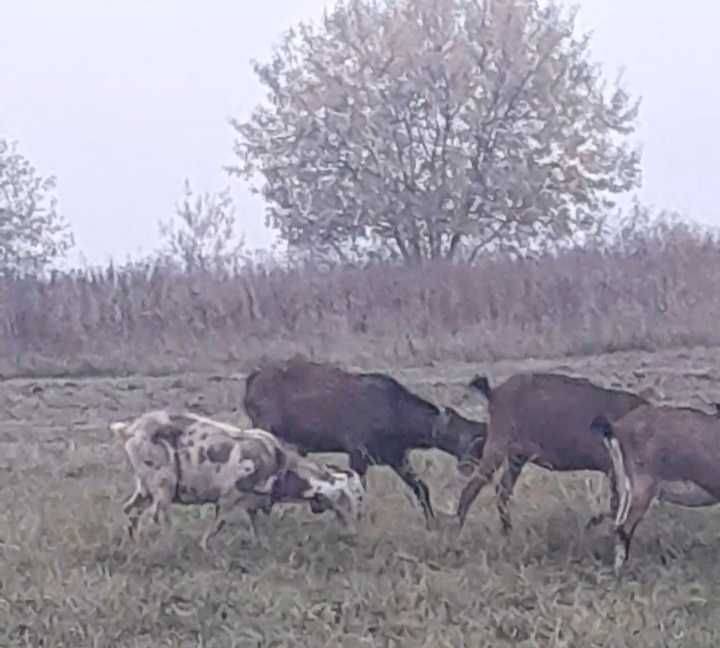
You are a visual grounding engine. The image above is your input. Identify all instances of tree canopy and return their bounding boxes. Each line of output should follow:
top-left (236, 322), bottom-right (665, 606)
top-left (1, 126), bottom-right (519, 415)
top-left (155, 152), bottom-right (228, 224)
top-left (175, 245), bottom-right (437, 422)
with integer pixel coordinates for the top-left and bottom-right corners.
top-left (0, 138), bottom-right (74, 274)
top-left (230, 0), bottom-right (642, 264)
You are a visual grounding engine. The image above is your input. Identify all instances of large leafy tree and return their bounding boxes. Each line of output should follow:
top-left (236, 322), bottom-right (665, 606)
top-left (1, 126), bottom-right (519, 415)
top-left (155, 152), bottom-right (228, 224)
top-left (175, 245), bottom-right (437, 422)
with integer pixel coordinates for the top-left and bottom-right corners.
top-left (229, 0), bottom-right (641, 264)
top-left (0, 138), bottom-right (74, 274)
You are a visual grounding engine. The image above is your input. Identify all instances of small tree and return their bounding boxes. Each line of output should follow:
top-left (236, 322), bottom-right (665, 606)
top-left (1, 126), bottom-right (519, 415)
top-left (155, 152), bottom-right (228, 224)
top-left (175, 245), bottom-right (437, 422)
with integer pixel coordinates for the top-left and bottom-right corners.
top-left (0, 138), bottom-right (74, 274)
top-left (158, 180), bottom-right (245, 272)
top-left (229, 0), bottom-right (641, 264)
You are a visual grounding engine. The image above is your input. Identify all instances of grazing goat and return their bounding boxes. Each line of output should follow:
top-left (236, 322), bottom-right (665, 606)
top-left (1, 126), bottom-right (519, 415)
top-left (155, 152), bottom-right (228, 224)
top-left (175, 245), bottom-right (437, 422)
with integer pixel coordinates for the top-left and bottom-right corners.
top-left (243, 358), bottom-right (486, 529)
top-left (456, 372), bottom-right (716, 534)
top-left (591, 404), bottom-right (720, 572)
top-left (110, 410), bottom-right (366, 549)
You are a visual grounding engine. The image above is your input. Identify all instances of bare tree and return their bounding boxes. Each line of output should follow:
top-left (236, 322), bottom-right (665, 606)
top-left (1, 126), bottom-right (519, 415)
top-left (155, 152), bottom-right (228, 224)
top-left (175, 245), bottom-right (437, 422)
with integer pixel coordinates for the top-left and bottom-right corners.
top-left (228, 0), bottom-right (641, 265)
top-left (0, 138), bottom-right (74, 274)
top-left (158, 180), bottom-right (245, 273)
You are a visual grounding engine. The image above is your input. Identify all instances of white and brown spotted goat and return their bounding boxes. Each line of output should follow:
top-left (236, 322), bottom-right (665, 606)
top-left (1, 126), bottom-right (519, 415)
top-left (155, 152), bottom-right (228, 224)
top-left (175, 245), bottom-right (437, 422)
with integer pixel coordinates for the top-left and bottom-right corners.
top-left (110, 410), bottom-right (366, 550)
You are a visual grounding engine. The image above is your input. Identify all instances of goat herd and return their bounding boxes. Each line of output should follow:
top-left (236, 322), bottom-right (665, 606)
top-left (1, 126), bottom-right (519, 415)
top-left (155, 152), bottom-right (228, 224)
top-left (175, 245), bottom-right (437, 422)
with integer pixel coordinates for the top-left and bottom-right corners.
top-left (110, 357), bottom-right (720, 574)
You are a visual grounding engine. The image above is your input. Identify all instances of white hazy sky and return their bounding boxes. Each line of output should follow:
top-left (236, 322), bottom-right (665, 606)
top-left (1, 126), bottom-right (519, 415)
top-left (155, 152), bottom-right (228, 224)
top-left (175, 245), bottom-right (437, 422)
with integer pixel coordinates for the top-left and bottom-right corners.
top-left (2, 1), bottom-right (719, 267)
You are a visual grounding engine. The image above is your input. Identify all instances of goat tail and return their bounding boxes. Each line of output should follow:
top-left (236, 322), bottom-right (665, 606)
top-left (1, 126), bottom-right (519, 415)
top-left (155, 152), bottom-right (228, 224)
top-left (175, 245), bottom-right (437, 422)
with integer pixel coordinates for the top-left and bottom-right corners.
top-left (468, 374), bottom-right (491, 399)
top-left (590, 414), bottom-right (632, 527)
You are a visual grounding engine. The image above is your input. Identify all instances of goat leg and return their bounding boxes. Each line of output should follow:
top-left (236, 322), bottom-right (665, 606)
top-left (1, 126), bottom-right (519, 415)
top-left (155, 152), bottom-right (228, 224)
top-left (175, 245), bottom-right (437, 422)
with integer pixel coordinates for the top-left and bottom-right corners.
top-left (613, 474), bottom-right (656, 574)
top-left (495, 454), bottom-right (527, 536)
top-left (200, 504), bottom-right (226, 552)
top-left (586, 469), bottom-right (619, 530)
top-left (349, 449), bottom-right (370, 491)
top-left (392, 455), bottom-right (435, 530)
top-left (455, 441), bottom-right (505, 533)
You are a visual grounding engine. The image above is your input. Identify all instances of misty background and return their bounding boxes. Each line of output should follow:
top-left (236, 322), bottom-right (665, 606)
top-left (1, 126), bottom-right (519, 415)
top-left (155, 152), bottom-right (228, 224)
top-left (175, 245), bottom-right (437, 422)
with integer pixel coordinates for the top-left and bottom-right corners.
top-left (2, 0), bottom-right (718, 268)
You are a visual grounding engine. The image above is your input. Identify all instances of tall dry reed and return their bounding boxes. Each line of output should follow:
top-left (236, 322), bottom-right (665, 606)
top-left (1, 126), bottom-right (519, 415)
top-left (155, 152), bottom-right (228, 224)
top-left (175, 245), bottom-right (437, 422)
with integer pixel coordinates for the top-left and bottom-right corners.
top-left (2, 221), bottom-right (719, 378)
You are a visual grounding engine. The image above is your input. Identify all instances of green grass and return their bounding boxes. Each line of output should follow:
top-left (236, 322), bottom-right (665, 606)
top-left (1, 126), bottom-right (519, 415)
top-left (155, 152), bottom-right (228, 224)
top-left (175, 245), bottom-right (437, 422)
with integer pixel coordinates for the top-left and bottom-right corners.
top-left (2, 348), bottom-right (720, 646)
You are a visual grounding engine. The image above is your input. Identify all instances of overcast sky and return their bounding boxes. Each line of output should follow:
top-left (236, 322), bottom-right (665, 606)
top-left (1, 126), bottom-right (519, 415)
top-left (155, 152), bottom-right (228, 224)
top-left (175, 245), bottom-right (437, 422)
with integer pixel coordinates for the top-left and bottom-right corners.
top-left (2, 1), bottom-right (719, 268)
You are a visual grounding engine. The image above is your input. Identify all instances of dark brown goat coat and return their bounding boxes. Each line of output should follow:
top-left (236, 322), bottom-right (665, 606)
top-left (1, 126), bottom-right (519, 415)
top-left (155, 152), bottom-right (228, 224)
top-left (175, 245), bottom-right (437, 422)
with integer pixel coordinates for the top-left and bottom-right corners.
top-left (591, 403), bottom-right (720, 570)
top-left (456, 372), bottom-right (716, 533)
top-left (243, 358), bottom-right (486, 528)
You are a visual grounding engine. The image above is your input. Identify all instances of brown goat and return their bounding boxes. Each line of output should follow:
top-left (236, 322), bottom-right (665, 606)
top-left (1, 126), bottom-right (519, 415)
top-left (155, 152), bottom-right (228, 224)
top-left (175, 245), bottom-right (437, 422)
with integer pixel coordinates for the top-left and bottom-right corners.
top-left (456, 372), bottom-right (716, 534)
top-left (591, 404), bottom-right (720, 572)
top-left (243, 358), bottom-right (486, 529)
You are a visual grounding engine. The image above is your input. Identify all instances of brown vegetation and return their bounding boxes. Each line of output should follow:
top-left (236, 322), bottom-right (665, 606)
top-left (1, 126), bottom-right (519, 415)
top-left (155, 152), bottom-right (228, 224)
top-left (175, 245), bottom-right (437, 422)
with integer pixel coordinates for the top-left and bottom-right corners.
top-left (2, 221), bottom-right (720, 379)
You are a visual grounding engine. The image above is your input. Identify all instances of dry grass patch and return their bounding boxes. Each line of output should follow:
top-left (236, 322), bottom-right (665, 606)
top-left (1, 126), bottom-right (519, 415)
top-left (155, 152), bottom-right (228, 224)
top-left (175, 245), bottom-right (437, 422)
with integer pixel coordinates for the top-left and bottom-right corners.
top-left (2, 351), bottom-right (720, 645)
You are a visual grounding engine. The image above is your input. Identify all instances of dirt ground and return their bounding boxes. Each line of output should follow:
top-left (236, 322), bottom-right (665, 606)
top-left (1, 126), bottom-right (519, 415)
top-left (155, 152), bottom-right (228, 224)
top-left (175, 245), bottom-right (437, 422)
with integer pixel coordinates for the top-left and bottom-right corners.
top-left (2, 347), bottom-right (720, 646)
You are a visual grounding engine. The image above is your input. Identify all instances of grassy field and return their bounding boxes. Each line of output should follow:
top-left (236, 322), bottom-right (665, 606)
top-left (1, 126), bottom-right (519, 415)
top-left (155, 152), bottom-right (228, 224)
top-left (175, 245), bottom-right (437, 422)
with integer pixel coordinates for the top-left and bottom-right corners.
top-left (2, 347), bottom-right (720, 646)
